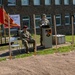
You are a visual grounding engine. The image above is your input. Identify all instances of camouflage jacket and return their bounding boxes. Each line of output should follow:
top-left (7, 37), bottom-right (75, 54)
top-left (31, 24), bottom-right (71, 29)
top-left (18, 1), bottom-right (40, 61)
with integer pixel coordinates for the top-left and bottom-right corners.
top-left (40, 19), bottom-right (50, 26)
top-left (21, 30), bottom-right (32, 41)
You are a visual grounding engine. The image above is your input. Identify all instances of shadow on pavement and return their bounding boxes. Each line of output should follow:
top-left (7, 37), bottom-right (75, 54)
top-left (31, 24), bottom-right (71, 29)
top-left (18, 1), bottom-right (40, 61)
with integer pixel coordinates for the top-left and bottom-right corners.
top-left (0, 46), bottom-right (45, 57)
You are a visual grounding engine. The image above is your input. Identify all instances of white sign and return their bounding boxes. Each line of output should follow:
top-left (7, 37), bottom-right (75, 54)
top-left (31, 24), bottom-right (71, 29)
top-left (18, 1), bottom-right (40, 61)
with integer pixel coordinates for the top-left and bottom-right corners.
top-left (10, 14), bottom-right (20, 26)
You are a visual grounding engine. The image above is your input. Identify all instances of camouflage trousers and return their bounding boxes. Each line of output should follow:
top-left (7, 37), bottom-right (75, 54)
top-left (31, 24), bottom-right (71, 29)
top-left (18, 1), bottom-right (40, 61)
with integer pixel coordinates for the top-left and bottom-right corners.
top-left (22, 39), bottom-right (35, 53)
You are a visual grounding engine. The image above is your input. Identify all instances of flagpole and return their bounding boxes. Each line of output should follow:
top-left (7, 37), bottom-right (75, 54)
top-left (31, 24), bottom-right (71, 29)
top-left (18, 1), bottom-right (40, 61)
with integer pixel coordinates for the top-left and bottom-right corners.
top-left (71, 15), bottom-right (74, 50)
top-left (33, 14), bottom-right (37, 55)
top-left (0, 7), bottom-right (2, 44)
top-left (0, 26), bottom-right (2, 44)
top-left (2, 5), bottom-right (6, 43)
top-left (8, 13), bottom-right (12, 59)
top-left (54, 15), bottom-right (58, 52)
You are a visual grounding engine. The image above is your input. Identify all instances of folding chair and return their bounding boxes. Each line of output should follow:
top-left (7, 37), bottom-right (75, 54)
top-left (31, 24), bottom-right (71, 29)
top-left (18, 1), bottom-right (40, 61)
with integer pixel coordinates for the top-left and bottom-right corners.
top-left (10, 37), bottom-right (21, 53)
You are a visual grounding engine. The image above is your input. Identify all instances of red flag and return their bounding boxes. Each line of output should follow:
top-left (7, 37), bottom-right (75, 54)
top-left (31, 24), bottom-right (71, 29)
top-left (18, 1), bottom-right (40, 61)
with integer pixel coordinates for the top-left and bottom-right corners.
top-left (0, 8), bottom-right (4, 24)
top-left (0, 8), bottom-right (20, 28)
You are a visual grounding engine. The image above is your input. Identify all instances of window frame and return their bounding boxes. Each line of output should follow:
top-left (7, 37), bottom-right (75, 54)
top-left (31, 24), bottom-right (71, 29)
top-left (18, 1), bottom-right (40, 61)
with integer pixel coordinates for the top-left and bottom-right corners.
top-left (33, 0), bottom-right (40, 5)
top-left (8, 0), bottom-right (16, 6)
top-left (73, 0), bottom-right (75, 5)
top-left (65, 13), bottom-right (70, 25)
top-left (56, 14), bottom-right (61, 26)
top-left (55, 0), bottom-right (61, 5)
top-left (22, 16), bottom-right (30, 29)
top-left (64, 0), bottom-right (69, 5)
top-left (21, 0), bottom-right (29, 6)
top-left (0, 0), bottom-right (2, 5)
top-left (45, 0), bottom-right (51, 5)
top-left (46, 14), bottom-right (52, 26)
top-left (73, 14), bottom-right (75, 24)
top-left (35, 15), bottom-right (41, 28)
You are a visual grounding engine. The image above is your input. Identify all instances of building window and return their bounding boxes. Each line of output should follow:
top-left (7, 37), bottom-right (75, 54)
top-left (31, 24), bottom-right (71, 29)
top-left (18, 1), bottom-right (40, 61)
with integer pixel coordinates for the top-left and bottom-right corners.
top-left (45, 0), bottom-right (51, 5)
top-left (55, 0), bottom-right (61, 5)
top-left (33, 0), bottom-right (40, 5)
top-left (0, 0), bottom-right (2, 5)
top-left (73, 0), bottom-right (75, 5)
top-left (65, 13), bottom-right (70, 25)
top-left (35, 15), bottom-right (41, 28)
top-left (21, 0), bottom-right (29, 5)
top-left (56, 14), bottom-right (61, 26)
top-left (64, 0), bottom-right (69, 5)
top-left (22, 16), bottom-right (30, 29)
top-left (46, 14), bottom-right (52, 26)
top-left (73, 14), bottom-right (75, 24)
top-left (8, 0), bottom-right (16, 6)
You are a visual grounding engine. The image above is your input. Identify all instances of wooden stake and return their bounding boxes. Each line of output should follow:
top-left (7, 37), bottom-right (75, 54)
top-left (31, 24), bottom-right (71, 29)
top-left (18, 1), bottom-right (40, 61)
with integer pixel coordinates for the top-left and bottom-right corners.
top-left (2, 5), bottom-right (6, 43)
top-left (71, 15), bottom-right (74, 49)
top-left (54, 15), bottom-right (58, 51)
top-left (8, 13), bottom-right (12, 59)
top-left (33, 14), bottom-right (37, 55)
top-left (0, 26), bottom-right (2, 44)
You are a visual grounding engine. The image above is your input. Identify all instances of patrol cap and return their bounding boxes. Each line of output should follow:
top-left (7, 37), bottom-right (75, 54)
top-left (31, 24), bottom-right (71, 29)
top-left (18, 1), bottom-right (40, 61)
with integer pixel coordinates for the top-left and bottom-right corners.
top-left (42, 14), bottom-right (46, 16)
top-left (23, 25), bottom-right (28, 28)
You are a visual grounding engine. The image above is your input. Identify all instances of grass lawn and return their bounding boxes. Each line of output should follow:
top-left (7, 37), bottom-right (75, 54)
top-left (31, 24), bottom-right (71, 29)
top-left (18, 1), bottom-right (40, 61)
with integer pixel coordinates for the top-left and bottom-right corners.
top-left (15, 45), bottom-right (75, 58)
top-left (65, 35), bottom-right (75, 43)
top-left (0, 35), bottom-right (75, 61)
top-left (0, 34), bottom-right (40, 51)
top-left (0, 35), bottom-right (74, 51)
top-left (0, 44), bottom-right (75, 62)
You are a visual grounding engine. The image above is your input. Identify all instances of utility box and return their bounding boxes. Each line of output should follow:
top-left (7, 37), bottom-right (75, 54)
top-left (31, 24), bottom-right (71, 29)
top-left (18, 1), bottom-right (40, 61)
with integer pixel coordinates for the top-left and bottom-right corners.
top-left (52, 35), bottom-right (65, 44)
top-left (41, 25), bottom-right (52, 48)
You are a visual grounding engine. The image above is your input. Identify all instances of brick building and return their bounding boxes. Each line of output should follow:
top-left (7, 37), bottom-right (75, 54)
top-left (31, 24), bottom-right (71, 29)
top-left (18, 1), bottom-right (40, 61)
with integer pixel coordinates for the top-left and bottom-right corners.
top-left (0, 0), bottom-right (75, 34)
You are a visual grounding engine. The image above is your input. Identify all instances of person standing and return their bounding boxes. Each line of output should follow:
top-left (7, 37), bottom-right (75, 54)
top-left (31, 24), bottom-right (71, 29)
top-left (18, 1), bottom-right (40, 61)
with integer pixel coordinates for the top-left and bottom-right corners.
top-left (40, 14), bottom-right (50, 26)
top-left (40, 14), bottom-right (50, 46)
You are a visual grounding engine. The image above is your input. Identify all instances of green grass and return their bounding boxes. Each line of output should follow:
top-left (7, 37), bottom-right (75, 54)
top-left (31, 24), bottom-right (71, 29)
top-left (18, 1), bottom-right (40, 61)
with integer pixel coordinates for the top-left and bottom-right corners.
top-left (65, 35), bottom-right (75, 42)
top-left (0, 44), bottom-right (75, 62)
top-left (0, 35), bottom-right (75, 62)
top-left (14, 45), bottom-right (75, 59)
top-left (32, 34), bottom-right (40, 44)
top-left (16, 53), bottom-right (33, 58)
top-left (0, 57), bottom-right (6, 62)
top-left (0, 35), bottom-right (75, 51)
top-left (0, 46), bottom-right (9, 51)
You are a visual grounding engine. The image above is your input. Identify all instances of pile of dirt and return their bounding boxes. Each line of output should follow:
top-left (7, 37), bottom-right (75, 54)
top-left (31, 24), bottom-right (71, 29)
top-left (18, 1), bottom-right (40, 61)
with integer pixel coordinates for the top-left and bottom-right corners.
top-left (0, 51), bottom-right (75, 75)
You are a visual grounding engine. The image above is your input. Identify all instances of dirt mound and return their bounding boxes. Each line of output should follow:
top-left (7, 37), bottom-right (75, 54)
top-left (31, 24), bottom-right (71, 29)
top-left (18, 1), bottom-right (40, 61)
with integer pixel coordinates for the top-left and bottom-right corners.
top-left (0, 51), bottom-right (75, 75)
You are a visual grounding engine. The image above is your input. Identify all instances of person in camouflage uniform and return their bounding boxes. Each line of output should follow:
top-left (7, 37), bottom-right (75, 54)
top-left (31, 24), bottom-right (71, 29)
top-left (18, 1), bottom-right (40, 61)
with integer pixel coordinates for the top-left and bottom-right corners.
top-left (40, 14), bottom-right (50, 46)
top-left (21, 25), bottom-right (35, 53)
top-left (40, 14), bottom-right (50, 26)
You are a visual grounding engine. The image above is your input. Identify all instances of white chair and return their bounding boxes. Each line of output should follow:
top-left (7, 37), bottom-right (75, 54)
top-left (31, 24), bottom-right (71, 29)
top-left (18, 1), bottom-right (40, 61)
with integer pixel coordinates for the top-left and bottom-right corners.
top-left (10, 37), bottom-right (21, 53)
